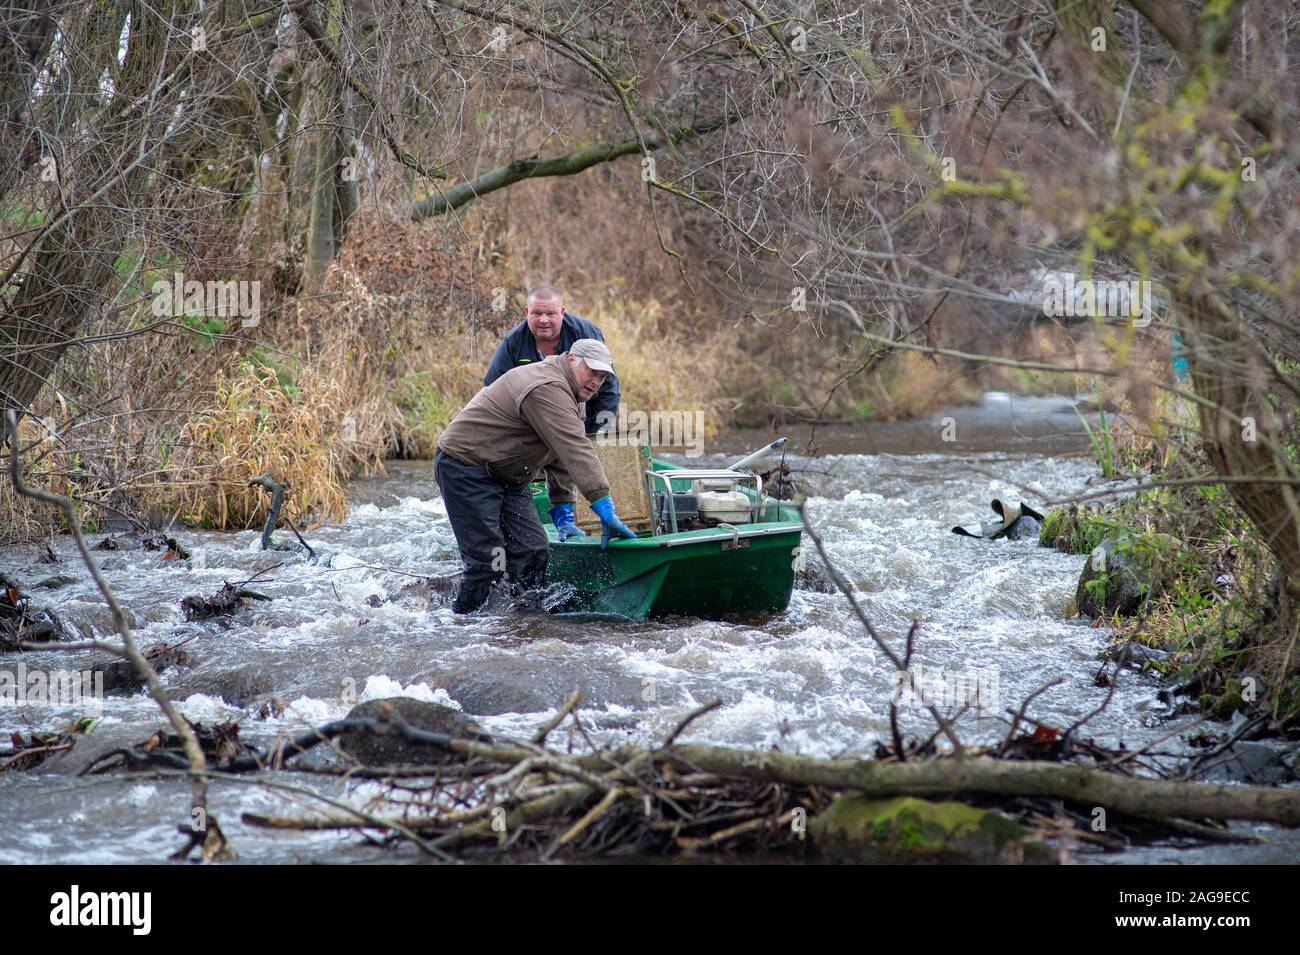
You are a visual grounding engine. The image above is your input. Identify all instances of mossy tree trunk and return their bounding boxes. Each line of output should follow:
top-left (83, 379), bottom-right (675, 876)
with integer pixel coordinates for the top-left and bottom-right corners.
top-left (1181, 291), bottom-right (1300, 593)
top-left (301, 0), bottom-right (346, 294)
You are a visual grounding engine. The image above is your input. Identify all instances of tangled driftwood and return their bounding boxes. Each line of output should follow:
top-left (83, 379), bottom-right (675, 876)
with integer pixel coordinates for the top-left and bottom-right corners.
top-left (82, 696), bottom-right (1299, 861)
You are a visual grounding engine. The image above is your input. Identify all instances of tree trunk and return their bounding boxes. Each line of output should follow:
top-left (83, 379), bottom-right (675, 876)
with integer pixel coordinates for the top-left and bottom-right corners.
top-left (0, 1), bottom-right (58, 198)
top-left (0, 214), bottom-right (118, 418)
top-left (301, 0), bottom-right (344, 293)
top-left (658, 746), bottom-right (1300, 825)
top-left (1179, 291), bottom-right (1300, 594)
top-left (333, 139), bottom-right (360, 250)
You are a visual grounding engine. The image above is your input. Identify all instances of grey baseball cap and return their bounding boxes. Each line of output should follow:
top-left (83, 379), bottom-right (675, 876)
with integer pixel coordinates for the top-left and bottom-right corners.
top-left (568, 338), bottom-right (615, 374)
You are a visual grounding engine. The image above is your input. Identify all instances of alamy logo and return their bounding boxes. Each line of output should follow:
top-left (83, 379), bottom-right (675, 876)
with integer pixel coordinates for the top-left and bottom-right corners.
top-left (0, 663), bottom-right (103, 715)
top-left (151, 271), bottom-right (261, 329)
top-left (593, 408), bottom-right (706, 457)
top-left (1042, 272), bottom-right (1153, 326)
top-left (891, 663), bottom-right (1000, 714)
top-left (49, 885), bottom-right (151, 935)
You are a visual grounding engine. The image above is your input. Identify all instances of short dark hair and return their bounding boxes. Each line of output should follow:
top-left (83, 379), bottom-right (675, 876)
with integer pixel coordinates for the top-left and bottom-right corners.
top-left (526, 283), bottom-right (563, 304)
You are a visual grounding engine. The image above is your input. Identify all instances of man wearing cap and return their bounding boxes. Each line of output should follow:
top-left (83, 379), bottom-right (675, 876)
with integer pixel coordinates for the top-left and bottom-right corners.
top-left (483, 284), bottom-right (619, 435)
top-left (435, 338), bottom-right (638, 613)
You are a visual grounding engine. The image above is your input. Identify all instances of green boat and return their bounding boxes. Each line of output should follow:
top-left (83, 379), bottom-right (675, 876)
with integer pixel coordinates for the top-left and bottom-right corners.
top-left (531, 440), bottom-right (803, 620)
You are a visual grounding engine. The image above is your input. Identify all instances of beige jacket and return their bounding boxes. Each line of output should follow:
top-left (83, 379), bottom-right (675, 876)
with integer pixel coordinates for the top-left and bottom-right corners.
top-left (436, 355), bottom-right (610, 504)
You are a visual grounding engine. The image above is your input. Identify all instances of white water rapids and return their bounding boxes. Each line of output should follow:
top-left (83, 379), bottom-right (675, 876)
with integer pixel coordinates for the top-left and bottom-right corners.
top-left (1, 396), bottom-right (1294, 862)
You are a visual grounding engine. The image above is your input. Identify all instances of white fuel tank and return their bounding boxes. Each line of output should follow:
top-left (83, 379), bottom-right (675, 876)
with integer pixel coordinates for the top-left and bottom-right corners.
top-left (695, 489), bottom-right (752, 524)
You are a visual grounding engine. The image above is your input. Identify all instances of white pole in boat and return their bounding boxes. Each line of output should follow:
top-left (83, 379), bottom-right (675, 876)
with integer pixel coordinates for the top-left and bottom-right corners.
top-left (728, 437), bottom-right (787, 472)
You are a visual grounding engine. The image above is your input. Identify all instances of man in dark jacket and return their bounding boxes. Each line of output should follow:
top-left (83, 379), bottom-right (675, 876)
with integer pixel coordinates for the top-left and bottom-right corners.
top-left (436, 339), bottom-right (638, 613)
top-left (483, 284), bottom-right (619, 434)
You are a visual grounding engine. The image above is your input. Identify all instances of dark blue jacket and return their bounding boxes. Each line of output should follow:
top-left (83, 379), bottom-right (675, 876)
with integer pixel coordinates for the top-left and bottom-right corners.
top-left (483, 311), bottom-right (620, 434)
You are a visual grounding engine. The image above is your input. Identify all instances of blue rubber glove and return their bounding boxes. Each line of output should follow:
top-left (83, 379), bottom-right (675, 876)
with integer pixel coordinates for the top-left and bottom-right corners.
top-left (590, 496), bottom-right (637, 549)
top-left (549, 503), bottom-right (586, 543)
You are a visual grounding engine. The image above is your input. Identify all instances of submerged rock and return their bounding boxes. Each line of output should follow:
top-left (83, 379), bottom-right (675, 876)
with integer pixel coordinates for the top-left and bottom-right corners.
top-left (98, 643), bottom-right (191, 695)
top-left (92, 532), bottom-right (189, 559)
top-left (811, 795), bottom-right (1052, 864)
top-left (32, 574), bottom-right (76, 590)
top-left (337, 697), bottom-right (491, 766)
top-left (952, 499), bottom-right (1046, 541)
top-left (383, 576), bottom-right (454, 609)
top-left (1105, 640), bottom-right (1171, 670)
top-left (1191, 741), bottom-right (1297, 785)
top-left (794, 559), bottom-right (838, 594)
top-left (441, 672), bottom-right (553, 715)
top-left (171, 665), bottom-right (271, 707)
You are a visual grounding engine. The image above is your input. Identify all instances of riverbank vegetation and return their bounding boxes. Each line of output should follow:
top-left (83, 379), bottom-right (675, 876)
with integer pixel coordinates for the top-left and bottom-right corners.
top-left (1036, 387), bottom-right (1300, 725)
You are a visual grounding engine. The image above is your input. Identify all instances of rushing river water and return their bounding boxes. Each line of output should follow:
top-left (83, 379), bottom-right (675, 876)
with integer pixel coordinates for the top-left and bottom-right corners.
top-left (1, 394), bottom-right (1295, 863)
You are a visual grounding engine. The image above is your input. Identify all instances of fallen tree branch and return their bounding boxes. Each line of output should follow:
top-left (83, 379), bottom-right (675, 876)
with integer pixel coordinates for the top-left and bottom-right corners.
top-left (532, 689), bottom-right (581, 745)
top-left (411, 114), bottom-right (735, 220)
top-left (654, 746), bottom-right (1300, 826)
top-left (224, 704), bottom-right (1300, 823)
top-left (664, 698), bottom-right (723, 746)
top-left (249, 474), bottom-right (315, 559)
top-left (180, 568), bottom-right (277, 621)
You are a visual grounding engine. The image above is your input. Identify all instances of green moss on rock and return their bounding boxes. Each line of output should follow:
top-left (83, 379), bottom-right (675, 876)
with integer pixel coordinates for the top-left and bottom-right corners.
top-left (811, 795), bottom-right (1052, 864)
top-left (1038, 505), bottom-right (1117, 555)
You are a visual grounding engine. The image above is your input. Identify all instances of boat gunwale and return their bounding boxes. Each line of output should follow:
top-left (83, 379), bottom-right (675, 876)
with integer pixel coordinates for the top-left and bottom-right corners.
top-left (546, 520), bottom-right (803, 549)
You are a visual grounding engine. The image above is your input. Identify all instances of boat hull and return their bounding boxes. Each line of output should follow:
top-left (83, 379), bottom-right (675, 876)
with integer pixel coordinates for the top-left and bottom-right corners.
top-left (543, 524), bottom-right (802, 620)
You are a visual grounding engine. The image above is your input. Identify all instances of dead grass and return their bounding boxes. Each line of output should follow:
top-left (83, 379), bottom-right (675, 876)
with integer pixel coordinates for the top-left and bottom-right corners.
top-left (584, 293), bottom-right (731, 439)
top-left (166, 362), bottom-right (350, 530)
top-left (0, 414), bottom-right (75, 541)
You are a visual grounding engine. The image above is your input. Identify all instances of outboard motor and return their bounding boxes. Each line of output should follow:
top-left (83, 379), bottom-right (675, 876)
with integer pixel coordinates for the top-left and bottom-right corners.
top-left (655, 491), bottom-right (700, 530)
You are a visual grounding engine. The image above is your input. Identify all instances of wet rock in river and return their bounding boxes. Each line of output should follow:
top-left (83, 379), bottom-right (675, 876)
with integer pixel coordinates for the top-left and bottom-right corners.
top-left (337, 697), bottom-right (491, 766)
top-left (170, 664), bottom-right (272, 707)
top-left (99, 657), bottom-right (148, 695)
top-left (383, 576), bottom-right (456, 609)
top-left (1104, 640), bottom-right (1170, 671)
top-left (437, 663), bottom-right (648, 717)
top-left (32, 574), bottom-right (76, 590)
top-left (92, 531), bottom-right (189, 559)
top-left (1000, 514), bottom-right (1040, 540)
top-left (99, 643), bottom-right (192, 695)
top-left (952, 499), bottom-right (1046, 541)
top-left (1190, 741), bottom-right (1297, 785)
top-left (795, 559), bottom-right (838, 594)
top-left (440, 671), bottom-right (557, 716)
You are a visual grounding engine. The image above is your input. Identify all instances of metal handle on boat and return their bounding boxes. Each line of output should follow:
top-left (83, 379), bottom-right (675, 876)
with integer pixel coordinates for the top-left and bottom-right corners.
top-left (728, 437), bottom-right (787, 473)
top-left (716, 522), bottom-right (741, 548)
top-left (645, 468), bottom-right (681, 534)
